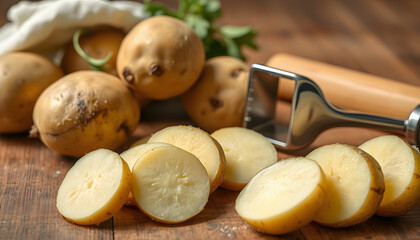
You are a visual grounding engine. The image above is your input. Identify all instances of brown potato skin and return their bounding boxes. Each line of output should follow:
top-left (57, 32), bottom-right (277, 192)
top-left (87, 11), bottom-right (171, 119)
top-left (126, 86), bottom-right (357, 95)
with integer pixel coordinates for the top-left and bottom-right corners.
top-left (181, 56), bottom-right (249, 132)
top-left (117, 16), bottom-right (205, 100)
top-left (32, 71), bottom-right (140, 157)
top-left (0, 51), bottom-right (63, 133)
top-left (61, 27), bottom-right (125, 76)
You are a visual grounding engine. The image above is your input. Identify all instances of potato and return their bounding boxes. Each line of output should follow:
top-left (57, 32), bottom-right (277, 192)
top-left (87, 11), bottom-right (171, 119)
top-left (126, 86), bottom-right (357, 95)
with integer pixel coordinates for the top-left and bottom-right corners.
top-left (182, 56), bottom-right (249, 132)
top-left (120, 142), bottom-right (172, 205)
top-left (129, 135), bottom-right (151, 148)
top-left (236, 157), bottom-right (326, 235)
top-left (117, 16), bottom-right (205, 100)
top-left (31, 70), bottom-right (140, 157)
top-left (306, 144), bottom-right (385, 227)
top-left (211, 127), bottom-right (278, 191)
top-left (56, 149), bottom-right (131, 225)
top-left (148, 125), bottom-right (225, 193)
top-left (359, 135), bottom-right (420, 216)
top-left (131, 145), bottom-right (210, 223)
top-left (0, 52), bottom-right (63, 133)
top-left (61, 27), bottom-right (125, 76)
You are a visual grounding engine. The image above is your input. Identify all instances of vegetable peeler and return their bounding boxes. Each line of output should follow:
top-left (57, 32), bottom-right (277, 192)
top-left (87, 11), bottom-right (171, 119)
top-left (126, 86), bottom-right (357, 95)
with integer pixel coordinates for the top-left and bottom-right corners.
top-left (243, 64), bottom-right (420, 150)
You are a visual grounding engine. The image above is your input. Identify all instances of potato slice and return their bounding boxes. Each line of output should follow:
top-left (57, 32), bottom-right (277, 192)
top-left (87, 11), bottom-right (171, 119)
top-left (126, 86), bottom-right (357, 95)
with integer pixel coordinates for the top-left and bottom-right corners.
top-left (131, 145), bottom-right (210, 223)
top-left (120, 142), bottom-right (171, 205)
top-left (236, 157), bottom-right (326, 235)
top-left (211, 127), bottom-right (278, 191)
top-left (56, 149), bottom-right (131, 225)
top-left (306, 144), bottom-right (385, 227)
top-left (148, 125), bottom-right (225, 193)
top-left (129, 135), bottom-right (151, 148)
top-left (359, 135), bottom-right (420, 216)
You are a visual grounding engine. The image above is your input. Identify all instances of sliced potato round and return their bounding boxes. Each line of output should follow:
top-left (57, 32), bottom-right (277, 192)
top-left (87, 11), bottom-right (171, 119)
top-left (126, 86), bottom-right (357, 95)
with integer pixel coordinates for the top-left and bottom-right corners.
top-left (148, 125), bottom-right (225, 193)
top-left (120, 142), bottom-right (171, 205)
top-left (236, 157), bottom-right (326, 235)
top-left (56, 149), bottom-right (131, 225)
top-left (211, 127), bottom-right (277, 191)
top-left (131, 145), bottom-right (210, 223)
top-left (359, 135), bottom-right (420, 216)
top-left (129, 135), bottom-right (151, 148)
top-left (306, 143), bottom-right (385, 227)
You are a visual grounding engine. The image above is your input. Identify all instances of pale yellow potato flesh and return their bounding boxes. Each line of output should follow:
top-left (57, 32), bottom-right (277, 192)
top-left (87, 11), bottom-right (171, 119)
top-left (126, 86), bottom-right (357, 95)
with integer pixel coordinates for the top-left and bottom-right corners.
top-left (211, 127), bottom-right (278, 191)
top-left (307, 144), bottom-right (384, 227)
top-left (120, 142), bottom-right (171, 205)
top-left (131, 145), bottom-right (210, 223)
top-left (56, 149), bottom-right (131, 225)
top-left (359, 135), bottom-right (420, 216)
top-left (129, 135), bottom-right (151, 148)
top-left (236, 157), bottom-right (326, 235)
top-left (148, 125), bottom-right (225, 193)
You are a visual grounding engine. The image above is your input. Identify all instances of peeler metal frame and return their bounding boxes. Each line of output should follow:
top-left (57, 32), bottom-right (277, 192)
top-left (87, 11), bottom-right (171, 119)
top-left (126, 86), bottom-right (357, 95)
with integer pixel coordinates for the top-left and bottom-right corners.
top-left (243, 64), bottom-right (420, 150)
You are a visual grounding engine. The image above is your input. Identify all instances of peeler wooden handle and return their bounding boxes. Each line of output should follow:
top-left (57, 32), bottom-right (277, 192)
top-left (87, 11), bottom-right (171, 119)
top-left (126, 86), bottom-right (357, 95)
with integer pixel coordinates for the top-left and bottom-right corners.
top-left (266, 53), bottom-right (420, 119)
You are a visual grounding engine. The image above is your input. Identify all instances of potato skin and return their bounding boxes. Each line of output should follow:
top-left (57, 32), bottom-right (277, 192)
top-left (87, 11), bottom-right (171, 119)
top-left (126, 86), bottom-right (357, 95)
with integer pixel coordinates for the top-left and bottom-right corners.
top-left (0, 52), bottom-right (63, 133)
top-left (61, 27), bottom-right (125, 76)
top-left (182, 56), bottom-right (249, 132)
top-left (117, 16), bottom-right (205, 100)
top-left (32, 71), bottom-right (140, 157)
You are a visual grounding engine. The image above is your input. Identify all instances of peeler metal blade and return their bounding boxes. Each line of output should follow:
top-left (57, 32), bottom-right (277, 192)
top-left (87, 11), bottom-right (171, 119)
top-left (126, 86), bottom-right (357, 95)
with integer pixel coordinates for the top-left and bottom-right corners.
top-left (243, 64), bottom-right (420, 150)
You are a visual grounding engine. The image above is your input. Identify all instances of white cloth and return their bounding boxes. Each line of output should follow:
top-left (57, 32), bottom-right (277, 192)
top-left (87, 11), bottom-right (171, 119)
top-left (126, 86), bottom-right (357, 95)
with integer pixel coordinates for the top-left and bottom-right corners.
top-left (0, 0), bottom-right (145, 56)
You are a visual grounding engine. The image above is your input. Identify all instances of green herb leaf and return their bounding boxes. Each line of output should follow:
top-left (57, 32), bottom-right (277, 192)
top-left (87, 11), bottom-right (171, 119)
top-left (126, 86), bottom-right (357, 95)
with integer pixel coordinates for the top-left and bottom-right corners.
top-left (184, 14), bottom-right (210, 38)
top-left (143, 0), bottom-right (258, 61)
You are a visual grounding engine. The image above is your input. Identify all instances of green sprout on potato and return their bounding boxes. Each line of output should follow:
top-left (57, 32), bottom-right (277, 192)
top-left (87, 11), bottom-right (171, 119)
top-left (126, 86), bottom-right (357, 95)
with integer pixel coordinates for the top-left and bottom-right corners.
top-left (72, 29), bottom-right (113, 71)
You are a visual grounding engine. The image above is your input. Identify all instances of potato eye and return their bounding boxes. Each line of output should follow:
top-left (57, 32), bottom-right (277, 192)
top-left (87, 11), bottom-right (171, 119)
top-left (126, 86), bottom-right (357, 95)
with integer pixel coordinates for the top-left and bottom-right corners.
top-left (123, 67), bottom-right (135, 83)
top-left (231, 68), bottom-right (245, 78)
top-left (209, 97), bottom-right (223, 110)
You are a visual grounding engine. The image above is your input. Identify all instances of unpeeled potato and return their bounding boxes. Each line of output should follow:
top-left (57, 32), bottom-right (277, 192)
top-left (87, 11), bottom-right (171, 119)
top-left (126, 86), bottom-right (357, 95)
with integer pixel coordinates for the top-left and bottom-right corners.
top-left (0, 51), bottom-right (63, 133)
top-left (182, 56), bottom-right (249, 132)
top-left (32, 70), bottom-right (140, 157)
top-left (117, 16), bottom-right (205, 100)
top-left (61, 27), bottom-right (125, 76)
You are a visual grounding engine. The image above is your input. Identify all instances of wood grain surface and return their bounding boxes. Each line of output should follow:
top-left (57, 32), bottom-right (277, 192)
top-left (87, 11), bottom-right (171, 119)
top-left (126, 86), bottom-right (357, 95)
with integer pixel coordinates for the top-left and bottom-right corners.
top-left (1, 0), bottom-right (420, 239)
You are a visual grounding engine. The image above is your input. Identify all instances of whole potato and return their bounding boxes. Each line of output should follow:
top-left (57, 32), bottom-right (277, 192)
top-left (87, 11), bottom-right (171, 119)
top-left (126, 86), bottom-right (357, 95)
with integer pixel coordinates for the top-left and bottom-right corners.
top-left (61, 27), bottom-right (125, 76)
top-left (0, 52), bottom-right (63, 133)
top-left (117, 16), bottom-right (205, 100)
top-left (182, 56), bottom-right (249, 132)
top-left (32, 71), bottom-right (140, 157)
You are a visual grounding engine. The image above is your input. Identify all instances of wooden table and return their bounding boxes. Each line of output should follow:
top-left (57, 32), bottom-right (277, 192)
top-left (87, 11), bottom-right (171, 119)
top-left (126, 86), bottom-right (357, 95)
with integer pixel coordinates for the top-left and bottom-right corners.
top-left (1, 0), bottom-right (420, 239)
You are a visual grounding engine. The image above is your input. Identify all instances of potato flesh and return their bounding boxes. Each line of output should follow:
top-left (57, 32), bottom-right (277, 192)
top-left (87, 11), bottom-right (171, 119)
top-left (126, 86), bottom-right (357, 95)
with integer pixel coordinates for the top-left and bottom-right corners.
top-left (120, 142), bottom-right (171, 205)
top-left (359, 136), bottom-right (414, 205)
top-left (237, 158), bottom-right (324, 218)
top-left (120, 142), bottom-right (171, 170)
top-left (359, 135), bottom-right (420, 216)
top-left (307, 144), bottom-right (384, 226)
top-left (131, 145), bottom-right (210, 223)
top-left (148, 126), bottom-right (222, 190)
top-left (211, 127), bottom-right (277, 190)
top-left (56, 149), bottom-right (130, 225)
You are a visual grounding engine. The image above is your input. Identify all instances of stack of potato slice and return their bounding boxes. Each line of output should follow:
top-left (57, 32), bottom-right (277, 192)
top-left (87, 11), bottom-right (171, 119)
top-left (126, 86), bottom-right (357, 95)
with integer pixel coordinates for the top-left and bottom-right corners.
top-left (56, 127), bottom-right (420, 236)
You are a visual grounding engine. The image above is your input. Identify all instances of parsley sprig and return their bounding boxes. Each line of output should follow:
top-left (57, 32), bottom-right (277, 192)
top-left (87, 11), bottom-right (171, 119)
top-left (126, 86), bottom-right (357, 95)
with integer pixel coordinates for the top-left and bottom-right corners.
top-left (143, 0), bottom-right (258, 60)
